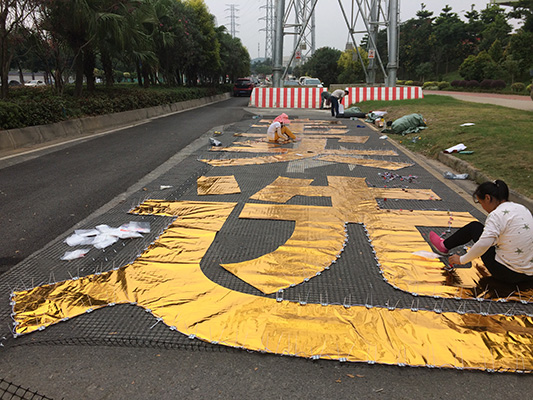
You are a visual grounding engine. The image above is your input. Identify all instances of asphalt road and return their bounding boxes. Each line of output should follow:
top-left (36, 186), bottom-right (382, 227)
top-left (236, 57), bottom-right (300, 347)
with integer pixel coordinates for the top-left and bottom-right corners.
top-left (0, 97), bottom-right (250, 274)
top-left (1, 95), bottom-right (532, 399)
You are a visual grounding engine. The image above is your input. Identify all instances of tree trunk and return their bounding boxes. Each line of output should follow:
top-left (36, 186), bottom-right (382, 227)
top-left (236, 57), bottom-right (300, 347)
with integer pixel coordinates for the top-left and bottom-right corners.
top-left (136, 62), bottom-right (143, 87)
top-left (84, 48), bottom-right (96, 93)
top-left (101, 50), bottom-right (114, 87)
top-left (0, 16), bottom-right (11, 99)
top-left (74, 49), bottom-right (84, 97)
top-left (17, 61), bottom-right (24, 84)
top-left (142, 64), bottom-right (149, 88)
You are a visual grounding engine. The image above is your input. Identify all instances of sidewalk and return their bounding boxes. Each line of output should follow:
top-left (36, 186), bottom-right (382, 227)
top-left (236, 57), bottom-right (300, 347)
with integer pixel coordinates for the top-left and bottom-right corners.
top-left (424, 89), bottom-right (533, 111)
top-left (1, 107), bottom-right (533, 399)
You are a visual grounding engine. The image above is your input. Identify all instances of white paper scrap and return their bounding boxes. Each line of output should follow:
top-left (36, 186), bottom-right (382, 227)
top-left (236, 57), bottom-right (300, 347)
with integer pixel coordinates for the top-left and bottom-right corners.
top-left (61, 249), bottom-right (91, 260)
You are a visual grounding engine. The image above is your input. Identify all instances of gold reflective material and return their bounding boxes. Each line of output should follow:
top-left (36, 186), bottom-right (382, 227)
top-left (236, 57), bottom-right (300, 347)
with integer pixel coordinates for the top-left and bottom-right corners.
top-left (318, 155), bottom-right (412, 171)
top-left (203, 137), bottom-right (397, 167)
top-left (13, 114), bottom-right (533, 372)
top-left (12, 200), bottom-right (533, 371)
top-left (233, 133), bottom-right (369, 144)
top-left (221, 203), bottom-right (346, 294)
top-left (197, 176), bottom-right (241, 196)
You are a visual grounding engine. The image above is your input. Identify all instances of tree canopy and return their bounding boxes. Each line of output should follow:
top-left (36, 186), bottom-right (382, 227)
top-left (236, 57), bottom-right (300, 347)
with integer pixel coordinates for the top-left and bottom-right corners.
top-left (2, 0), bottom-right (251, 98)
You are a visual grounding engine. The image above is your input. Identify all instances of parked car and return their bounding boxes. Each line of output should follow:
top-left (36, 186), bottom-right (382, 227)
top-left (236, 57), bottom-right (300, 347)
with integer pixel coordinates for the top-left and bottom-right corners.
top-left (300, 77), bottom-right (323, 87)
top-left (233, 78), bottom-right (255, 97)
top-left (8, 80), bottom-right (21, 86)
top-left (24, 80), bottom-right (46, 87)
top-left (283, 80), bottom-right (300, 87)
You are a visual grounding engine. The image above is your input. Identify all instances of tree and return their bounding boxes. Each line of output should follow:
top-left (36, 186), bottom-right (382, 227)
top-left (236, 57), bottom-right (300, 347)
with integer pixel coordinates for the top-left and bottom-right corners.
top-left (251, 59), bottom-right (272, 77)
top-left (478, 5), bottom-right (512, 52)
top-left (298, 47), bottom-right (341, 87)
top-left (337, 47), bottom-right (368, 83)
top-left (0, 0), bottom-right (38, 98)
top-left (216, 26), bottom-right (250, 83)
top-left (432, 5), bottom-right (466, 76)
top-left (415, 62), bottom-right (433, 82)
top-left (459, 51), bottom-right (498, 81)
top-left (398, 6), bottom-right (434, 79)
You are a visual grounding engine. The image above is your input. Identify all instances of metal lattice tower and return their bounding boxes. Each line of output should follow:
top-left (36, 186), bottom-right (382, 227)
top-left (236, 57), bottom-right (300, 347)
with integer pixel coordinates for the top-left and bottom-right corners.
top-left (284, 0), bottom-right (316, 65)
top-left (225, 4), bottom-right (240, 38)
top-left (272, 0), bottom-right (400, 87)
top-left (260, 0), bottom-right (275, 60)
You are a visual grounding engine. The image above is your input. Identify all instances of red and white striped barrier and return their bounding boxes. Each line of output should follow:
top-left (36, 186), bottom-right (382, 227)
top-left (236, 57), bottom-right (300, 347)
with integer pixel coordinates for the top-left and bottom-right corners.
top-left (249, 86), bottom-right (423, 108)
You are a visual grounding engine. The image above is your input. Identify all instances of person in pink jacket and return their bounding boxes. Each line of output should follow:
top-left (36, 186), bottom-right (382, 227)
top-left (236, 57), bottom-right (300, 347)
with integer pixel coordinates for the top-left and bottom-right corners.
top-left (430, 180), bottom-right (533, 284)
top-left (266, 113), bottom-right (299, 143)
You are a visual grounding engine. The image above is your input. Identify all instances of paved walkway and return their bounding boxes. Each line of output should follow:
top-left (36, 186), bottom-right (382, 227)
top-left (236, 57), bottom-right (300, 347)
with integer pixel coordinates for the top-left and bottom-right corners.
top-left (424, 90), bottom-right (533, 111)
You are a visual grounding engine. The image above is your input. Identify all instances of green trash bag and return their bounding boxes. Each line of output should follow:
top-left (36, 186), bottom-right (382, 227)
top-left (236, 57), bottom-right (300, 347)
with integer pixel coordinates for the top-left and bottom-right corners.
top-left (342, 106), bottom-right (366, 118)
top-left (389, 113), bottom-right (427, 135)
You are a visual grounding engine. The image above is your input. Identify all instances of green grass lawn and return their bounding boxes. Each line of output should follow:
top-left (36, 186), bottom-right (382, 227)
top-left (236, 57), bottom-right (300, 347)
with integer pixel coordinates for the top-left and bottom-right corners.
top-left (355, 95), bottom-right (533, 198)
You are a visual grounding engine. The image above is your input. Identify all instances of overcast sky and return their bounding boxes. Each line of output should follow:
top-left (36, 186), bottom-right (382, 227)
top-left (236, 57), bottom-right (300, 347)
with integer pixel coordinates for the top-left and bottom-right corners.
top-left (203, 1), bottom-right (496, 59)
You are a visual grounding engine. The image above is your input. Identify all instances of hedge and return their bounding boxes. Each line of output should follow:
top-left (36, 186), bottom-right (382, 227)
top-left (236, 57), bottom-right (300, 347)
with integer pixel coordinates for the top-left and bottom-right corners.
top-left (0, 85), bottom-right (232, 130)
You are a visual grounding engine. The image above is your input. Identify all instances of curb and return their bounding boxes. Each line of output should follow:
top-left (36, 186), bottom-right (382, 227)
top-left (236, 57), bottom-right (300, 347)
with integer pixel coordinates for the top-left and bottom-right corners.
top-left (0, 93), bottom-right (231, 155)
top-left (437, 152), bottom-right (532, 211)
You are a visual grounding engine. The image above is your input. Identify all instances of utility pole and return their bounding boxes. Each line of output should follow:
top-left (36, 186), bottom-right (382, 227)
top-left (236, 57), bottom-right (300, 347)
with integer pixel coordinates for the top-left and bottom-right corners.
top-left (225, 4), bottom-right (239, 38)
top-left (386, 0), bottom-right (399, 86)
top-left (260, 0), bottom-right (275, 60)
top-left (272, 0), bottom-right (285, 87)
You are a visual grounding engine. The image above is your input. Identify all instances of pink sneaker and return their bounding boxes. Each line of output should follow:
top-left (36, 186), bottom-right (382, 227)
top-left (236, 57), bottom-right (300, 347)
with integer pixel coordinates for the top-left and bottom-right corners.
top-left (429, 231), bottom-right (448, 256)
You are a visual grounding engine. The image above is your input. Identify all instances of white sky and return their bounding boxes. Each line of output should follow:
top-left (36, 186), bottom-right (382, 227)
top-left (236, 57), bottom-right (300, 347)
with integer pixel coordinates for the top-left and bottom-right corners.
top-left (203, 1), bottom-right (495, 59)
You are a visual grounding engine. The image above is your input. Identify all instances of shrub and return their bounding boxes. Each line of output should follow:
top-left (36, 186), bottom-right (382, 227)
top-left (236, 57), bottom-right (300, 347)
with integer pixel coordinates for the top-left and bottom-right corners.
top-left (0, 101), bottom-right (24, 129)
top-left (0, 85), bottom-right (230, 130)
top-left (405, 80), bottom-right (414, 85)
top-left (450, 80), bottom-right (461, 87)
top-left (511, 82), bottom-right (525, 92)
top-left (422, 81), bottom-right (437, 89)
top-left (491, 80), bottom-right (506, 90)
top-left (438, 81), bottom-right (450, 90)
top-left (458, 80), bottom-right (468, 87)
top-left (396, 80), bottom-right (405, 85)
top-left (527, 84), bottom-right (532, 93)
top-left (412, 81), bottom-right (423, 86)
top-left (466, 80), bottom-right (480, 88)
top-left (480, 79), bottom-right (493, 90)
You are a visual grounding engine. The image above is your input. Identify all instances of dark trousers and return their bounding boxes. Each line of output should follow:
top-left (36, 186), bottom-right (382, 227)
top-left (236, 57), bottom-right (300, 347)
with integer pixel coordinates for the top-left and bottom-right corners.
top-left (330, 96), bottom-right (339, 116)
top-left (444, 221), bottom-right (532, 284)
top-left (320, 92), bottom-right (330, 109)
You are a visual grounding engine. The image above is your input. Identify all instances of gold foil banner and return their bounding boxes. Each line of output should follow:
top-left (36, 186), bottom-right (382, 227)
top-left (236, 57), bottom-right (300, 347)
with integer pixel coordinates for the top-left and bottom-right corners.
top-left (317, 155), bottom-right (412, 171)
top-left (246, 176), bottom-right (533, 302)
top-left (11, 199), bottom-right (533, 371)
top-left (234, 133), bottom-right (369, 144)
top-left (197, 176), bottom-right (241, 196)
top-left (202, 138), bottom-right (398, 168)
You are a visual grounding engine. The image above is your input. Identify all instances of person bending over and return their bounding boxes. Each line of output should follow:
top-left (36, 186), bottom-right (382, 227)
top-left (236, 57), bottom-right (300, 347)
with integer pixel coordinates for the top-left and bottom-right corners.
top-left (267, 113), bottom-right (299, 143)
top-left (329, 88), bottom-right (349, 117)
top-left (429, 180), bottom-right (533, 284)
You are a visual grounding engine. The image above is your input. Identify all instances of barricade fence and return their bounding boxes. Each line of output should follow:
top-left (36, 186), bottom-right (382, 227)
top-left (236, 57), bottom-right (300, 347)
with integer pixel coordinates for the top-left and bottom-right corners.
top-left (249, 86), bottom-right (423, 108)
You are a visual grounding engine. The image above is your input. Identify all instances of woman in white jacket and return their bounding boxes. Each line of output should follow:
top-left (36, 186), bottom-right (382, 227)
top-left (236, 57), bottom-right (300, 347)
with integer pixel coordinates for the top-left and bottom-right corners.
top-left (430, 180), bottom-right (533, 284)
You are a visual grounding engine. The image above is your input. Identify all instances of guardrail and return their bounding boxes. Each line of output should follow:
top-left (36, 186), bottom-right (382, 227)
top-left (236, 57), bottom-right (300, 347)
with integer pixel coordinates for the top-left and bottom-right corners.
top-left (249, 86), bottom-right (423, 108)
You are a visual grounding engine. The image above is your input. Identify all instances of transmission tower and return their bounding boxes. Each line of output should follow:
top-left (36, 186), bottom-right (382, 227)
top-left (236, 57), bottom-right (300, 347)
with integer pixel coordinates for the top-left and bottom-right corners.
top-left (284, 0), bottom-right (316, 65)
top-left (272, 0), bottom-right (400, 87)
top-left (259, 0), bottom-right (275, 60)
top-left (225, 4), bottom-right (240, 38)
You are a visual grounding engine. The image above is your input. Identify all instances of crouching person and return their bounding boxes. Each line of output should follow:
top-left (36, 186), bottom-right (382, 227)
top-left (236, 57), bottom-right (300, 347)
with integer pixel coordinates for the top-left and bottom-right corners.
top-left (267, 113), bottom-right (299, 143)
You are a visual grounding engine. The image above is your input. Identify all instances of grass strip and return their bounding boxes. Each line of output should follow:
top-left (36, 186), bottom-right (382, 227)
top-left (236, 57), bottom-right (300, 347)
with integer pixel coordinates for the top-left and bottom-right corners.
top-left (356, 95), bottom-right (532, 198)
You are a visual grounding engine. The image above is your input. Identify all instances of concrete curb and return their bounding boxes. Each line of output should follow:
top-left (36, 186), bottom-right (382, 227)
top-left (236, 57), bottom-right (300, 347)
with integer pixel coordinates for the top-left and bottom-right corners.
top-left (437, 152), bottom-right (532, 211)
top-left (0, 93), bottom-right (231, 154)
